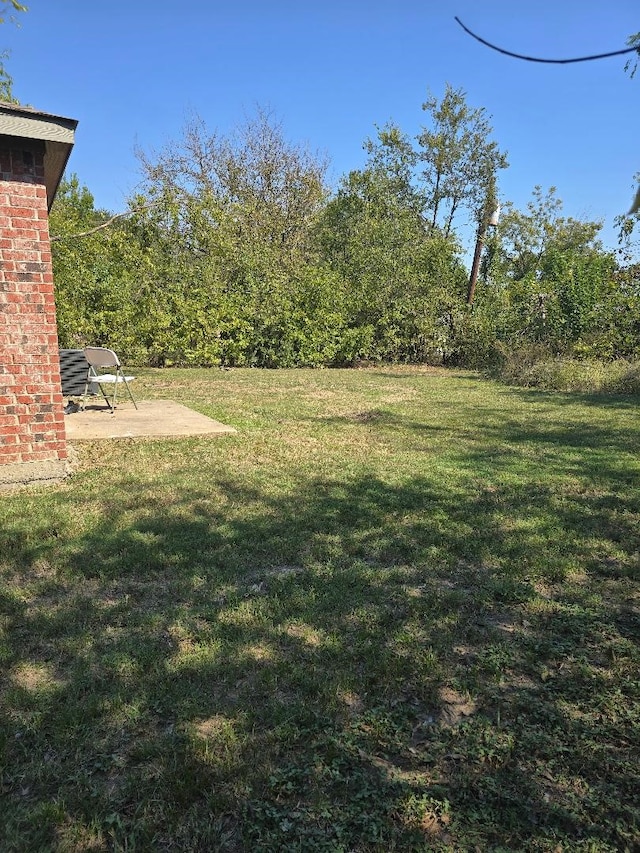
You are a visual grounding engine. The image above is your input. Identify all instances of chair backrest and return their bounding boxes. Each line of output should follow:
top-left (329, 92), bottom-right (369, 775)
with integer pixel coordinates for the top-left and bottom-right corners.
top-left (84, 347), bottom-right (121, 369)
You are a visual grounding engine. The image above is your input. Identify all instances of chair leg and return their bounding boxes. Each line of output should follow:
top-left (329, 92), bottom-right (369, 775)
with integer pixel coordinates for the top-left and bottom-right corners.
top-left (117, 367), bottom-right (138, 409)
top-left (125, 380), bottom-right (138, 409)
top-left (83, 377), bottom-right (115, 413)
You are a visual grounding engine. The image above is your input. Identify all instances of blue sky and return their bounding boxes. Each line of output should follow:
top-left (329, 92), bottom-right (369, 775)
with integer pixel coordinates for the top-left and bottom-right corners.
top-left (4, 0), bottom-right (639, 258)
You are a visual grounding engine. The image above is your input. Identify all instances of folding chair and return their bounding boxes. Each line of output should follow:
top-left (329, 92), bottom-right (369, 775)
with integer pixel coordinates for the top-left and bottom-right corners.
top-left (82, 347), bottom-right (138, 414)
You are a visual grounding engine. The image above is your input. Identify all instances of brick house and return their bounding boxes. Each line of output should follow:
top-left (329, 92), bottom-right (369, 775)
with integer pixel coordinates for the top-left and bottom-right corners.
top-left (0, 101), bottom-right (77, 488)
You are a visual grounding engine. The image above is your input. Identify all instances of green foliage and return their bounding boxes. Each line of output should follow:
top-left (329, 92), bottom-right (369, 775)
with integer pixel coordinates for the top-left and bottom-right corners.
top-left (125, 109), bottom-right (353, 367)
top-left (581, 262), bottom-right (640, 360)
top-left (50, 176), bottom-right (155, 358)
top-left (418, 83), bottom-right (508, 236)
top-left (49, 107), bottom-right (468, 368)
top-left (316, 159), bottom-right (468, 363)
top-left (624, 31), bottom-right (640, 77)
top-left (484, 187), bottom-right (622, 358)
top-left (444, 303), bottom-right (505, 369)
top-left (50, 106), bottom-right (635, 372)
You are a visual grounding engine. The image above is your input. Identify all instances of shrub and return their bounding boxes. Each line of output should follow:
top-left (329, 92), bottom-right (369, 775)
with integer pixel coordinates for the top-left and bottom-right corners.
top-left (490, 351), bottom-right (640, 394)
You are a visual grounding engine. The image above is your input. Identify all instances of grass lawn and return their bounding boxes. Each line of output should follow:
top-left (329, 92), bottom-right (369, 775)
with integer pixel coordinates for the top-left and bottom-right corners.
top-left (1, 366), bottom-right (638, 852)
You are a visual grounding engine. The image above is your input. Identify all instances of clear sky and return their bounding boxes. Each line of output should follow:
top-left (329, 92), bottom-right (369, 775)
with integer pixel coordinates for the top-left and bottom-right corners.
top-left (4, 0), bottom-right (639, 258)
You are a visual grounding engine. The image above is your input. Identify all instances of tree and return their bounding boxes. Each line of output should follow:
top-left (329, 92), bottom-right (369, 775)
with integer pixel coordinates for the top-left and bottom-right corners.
top-left (417, 84), bottom-right (508, 238)
top-left (317, 158), bottom-right (466, 363)
top-left (490, 186), bottom-right (616, 349)
top-left (50, 176), bottom-right (155, 358)
top-left (138, 107), bottom-right (328, 269)
top-left (361, 86), bottom-right (508, 241)
top-left (135, 108), bottom-right (348, 367)
top-left (51, 116), bottom-right (351, 370)
top-left (314, 88), bottom-right (509, 363)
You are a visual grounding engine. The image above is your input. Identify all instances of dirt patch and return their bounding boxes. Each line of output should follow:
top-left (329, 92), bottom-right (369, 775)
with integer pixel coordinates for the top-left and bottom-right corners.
top-left (11, 662), bottom-right (66, 693)
top-left (192, 714), bottom-right (235, 740)
top-left (437, 687), bottom-right (479, 727)
top-left (283, 622), bottom-right (326, 647)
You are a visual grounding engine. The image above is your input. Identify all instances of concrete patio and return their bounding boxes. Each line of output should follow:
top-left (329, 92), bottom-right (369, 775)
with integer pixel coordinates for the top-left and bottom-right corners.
top-left (63, 400), bottom-right (236, 440)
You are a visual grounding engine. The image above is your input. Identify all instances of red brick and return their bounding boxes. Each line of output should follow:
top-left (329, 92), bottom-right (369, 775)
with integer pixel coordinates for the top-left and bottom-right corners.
top-left (0, 141), bottom-right (67, 470)
top-left (9, 206), bottom-right (37, 219)
top-left (10, 218), bottom-right (37, 231)
top-left (22, 449), bottom-right (58, 462)
top-left (10, 249), bottom-right (40, 262)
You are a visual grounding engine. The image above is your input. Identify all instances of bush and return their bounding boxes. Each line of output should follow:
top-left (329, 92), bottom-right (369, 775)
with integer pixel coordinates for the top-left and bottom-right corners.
top-left (444, 308), bottom-right (504, 369)
top-left (489, 350), bottom-right (640, 394)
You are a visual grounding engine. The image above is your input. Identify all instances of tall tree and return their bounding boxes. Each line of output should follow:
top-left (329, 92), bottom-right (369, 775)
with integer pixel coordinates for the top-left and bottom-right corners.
top-left (138, 107), bottom-right (328, 270)
top-left (417, 84), bottom-right (508, 237)
top-left (361, 85), bottom-right (508, 241)
top-left (317, 160), bottom-right (466, 362)
top-left (135, 108), bottom-right (346, 366)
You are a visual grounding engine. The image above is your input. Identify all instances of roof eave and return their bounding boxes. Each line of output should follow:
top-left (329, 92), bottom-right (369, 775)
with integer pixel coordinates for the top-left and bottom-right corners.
top-left (0, 102), bottom-right (78, 210)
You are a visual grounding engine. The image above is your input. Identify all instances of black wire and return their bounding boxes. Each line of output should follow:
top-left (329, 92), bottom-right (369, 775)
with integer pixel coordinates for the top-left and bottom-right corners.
top-left (455, 16), bottom-right (639, 64)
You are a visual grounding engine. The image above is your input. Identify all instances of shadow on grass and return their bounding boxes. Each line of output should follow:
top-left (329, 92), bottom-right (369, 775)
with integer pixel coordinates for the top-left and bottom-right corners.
top-left (500, 385), bottom-right (640, 411)
top-left (1, 461), bottom-right (638, 849)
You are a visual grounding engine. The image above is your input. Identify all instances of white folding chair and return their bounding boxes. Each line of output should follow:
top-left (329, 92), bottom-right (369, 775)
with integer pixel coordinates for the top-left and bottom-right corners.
top-left (82, 347), bottom-right (138, 414)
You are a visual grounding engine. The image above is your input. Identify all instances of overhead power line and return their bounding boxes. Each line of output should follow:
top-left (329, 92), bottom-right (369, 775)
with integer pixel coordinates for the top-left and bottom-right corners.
top-left (454, 16), bottom-right (639, 64)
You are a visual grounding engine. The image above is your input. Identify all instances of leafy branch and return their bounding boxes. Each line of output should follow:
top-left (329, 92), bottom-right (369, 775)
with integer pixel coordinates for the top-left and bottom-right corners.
top-left (50, 201), bottom-right (163, 242)
top-left (0, 1), bottom-right (27, 26)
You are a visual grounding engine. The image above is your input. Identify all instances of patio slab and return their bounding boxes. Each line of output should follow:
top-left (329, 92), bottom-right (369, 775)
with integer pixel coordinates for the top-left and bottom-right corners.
top-left (63, 400), bottom-right (236, 441)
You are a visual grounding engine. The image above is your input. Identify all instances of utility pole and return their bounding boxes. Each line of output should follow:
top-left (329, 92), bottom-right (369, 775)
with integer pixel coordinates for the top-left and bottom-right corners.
top-left (466, 194), bottom-right (500, 306)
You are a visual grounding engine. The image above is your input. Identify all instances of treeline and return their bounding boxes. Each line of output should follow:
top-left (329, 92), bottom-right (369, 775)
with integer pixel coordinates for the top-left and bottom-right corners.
top-left (50, 90), bottom-right (640, 369)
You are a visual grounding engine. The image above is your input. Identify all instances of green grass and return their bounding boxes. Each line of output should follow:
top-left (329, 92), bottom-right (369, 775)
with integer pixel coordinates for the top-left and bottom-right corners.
top-left (1, 366), bottom-right (639, 852)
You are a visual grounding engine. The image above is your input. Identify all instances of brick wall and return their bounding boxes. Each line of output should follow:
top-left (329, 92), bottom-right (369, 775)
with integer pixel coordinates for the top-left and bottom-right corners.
top-left (0, 141), bottom-right (67, 486)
